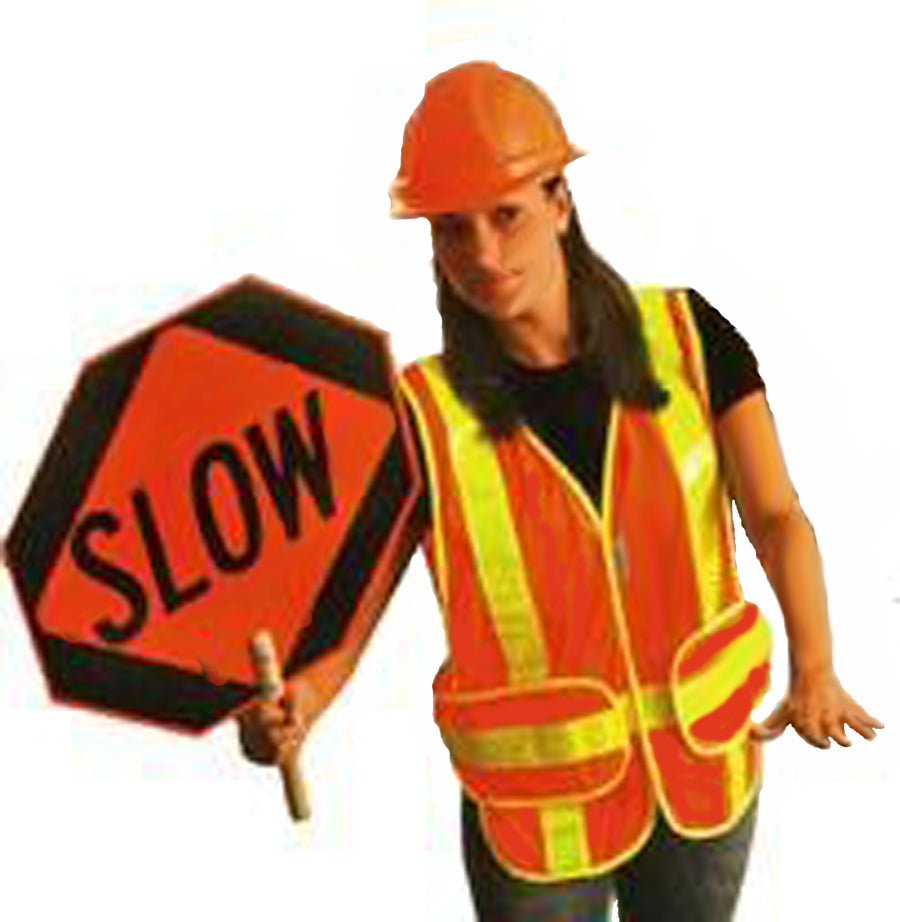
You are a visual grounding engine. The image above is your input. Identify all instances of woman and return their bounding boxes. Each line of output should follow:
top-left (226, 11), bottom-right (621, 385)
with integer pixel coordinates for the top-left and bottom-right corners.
top-left (239, 61), bottom-right (883, 921)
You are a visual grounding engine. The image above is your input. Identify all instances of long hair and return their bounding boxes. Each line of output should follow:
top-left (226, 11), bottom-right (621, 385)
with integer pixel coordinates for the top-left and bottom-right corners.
top-left (434, 175), bottom-right (670, 439)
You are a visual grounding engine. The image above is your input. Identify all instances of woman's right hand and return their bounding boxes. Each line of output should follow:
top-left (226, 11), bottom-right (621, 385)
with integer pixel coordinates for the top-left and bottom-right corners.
top-left (237, 682), bottom-right (309, 766)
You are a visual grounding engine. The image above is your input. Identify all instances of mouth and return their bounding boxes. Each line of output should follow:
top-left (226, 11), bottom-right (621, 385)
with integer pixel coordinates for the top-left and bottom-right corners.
top-left (471, 272), bottom-right (520, 296)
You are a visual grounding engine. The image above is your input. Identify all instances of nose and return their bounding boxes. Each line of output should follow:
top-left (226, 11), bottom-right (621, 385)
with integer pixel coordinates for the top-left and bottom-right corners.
top-left (465, 216), bottom-right (505, 276)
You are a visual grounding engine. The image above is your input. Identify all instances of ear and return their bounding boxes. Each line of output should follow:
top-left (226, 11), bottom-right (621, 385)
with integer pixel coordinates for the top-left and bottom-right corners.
top-left (537, 171), bottom-right (571, 234)
top-left (543, 173), bottom-right (571, 235)
top-left (554, 182), bottom-right (571, 235)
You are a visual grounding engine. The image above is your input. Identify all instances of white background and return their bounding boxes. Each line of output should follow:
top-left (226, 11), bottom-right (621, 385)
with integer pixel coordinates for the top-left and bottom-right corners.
top-left (1, 2), bottom-right (897, 919)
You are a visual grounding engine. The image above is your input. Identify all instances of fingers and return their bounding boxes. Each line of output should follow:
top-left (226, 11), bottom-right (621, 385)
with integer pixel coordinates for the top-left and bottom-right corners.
top-left (255, 699), bottom-right (284, 730)
top-left (760, 697), bottom-right (831, 748)
top-left (831, 693), bottom-right (884, 738)
top-left (794, 708), bottom-right (883, 748)
top-left (257, 696), bottom-right (304, 730)
top-left (794, 722), bottom-right (831, 749)
top-left (266, 702), bottom-right (306, 758)
top-left (823, 716), bottom-right (851, 748)
top-left (751, 684), bottom-right (883, 751)
top-left (283, 686), bottom-right (309, 734)
top-left (855, 709), bottom-right (885, 731)
top-left (799, 710), bottom-right (832, 748)
top-left (750, 721), bottom-right (785, 742)
top-left (808, 692), bottom-right (885, 747)
top-left (843, 711), bottom-right (883, 742)
top-left (238, 696), bottom-right (307, 765)
top-left (238, 716), bottom-right (281, 766)
top-left (751, 700), bottom-right (790, 741)
top-left (794, 704), bottom-right (835, 748)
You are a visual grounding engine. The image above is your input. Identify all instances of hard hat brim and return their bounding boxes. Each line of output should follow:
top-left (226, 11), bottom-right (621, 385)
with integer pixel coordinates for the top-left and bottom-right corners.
top-left (388, 145), bottom-right (587, 219)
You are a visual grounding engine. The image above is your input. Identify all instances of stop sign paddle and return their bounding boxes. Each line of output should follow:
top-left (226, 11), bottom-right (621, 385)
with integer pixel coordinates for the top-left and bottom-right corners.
top-left (4, 274), bottom-right (423, 820)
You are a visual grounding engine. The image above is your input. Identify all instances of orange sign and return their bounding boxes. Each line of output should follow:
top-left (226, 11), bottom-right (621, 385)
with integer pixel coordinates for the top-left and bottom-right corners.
top-left (5, 275), bottom-right (422, 732)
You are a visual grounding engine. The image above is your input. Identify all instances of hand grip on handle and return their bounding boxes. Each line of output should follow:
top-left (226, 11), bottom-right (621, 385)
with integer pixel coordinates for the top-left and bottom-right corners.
top-left (248, 630), bottom-right (311, 822)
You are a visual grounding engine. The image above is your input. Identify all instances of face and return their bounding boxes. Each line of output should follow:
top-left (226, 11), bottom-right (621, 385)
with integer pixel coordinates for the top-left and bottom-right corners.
top-left (427, 175), bottom-right (571, 327)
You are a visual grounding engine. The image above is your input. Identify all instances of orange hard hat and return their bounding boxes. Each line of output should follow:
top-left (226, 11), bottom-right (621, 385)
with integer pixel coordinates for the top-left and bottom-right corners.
top-left (388, 61), bottom-right (586, 218)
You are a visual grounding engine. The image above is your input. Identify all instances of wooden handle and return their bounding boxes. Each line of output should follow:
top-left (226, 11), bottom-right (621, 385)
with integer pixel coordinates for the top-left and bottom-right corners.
top-left (249, 630), bottom-right (311, 822)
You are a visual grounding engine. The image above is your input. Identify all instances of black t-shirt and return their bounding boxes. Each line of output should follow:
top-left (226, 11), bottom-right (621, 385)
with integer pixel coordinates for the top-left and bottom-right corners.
top-left (403, 288), bottom-right (764, 524)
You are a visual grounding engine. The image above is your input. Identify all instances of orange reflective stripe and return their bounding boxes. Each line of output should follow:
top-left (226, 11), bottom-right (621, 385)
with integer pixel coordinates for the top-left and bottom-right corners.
top-left (665, 289), bottom-right (710, 419)
top-left (455, 751), bottom-right (628, 804)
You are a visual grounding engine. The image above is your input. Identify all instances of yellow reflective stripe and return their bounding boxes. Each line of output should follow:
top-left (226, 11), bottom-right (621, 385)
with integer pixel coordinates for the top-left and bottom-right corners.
top-left (676, 615), bottom-right (772, 728)
top-left (539, 803), bottom-right (591, 874)
top-left (443, 686), bottom-right (676, 770)
top-left (725, 741), bottom-right (747, 813)
top-left (669, 288), bottom-right (739, 608)
top-left (396, 371), bottom-right (450, 609)
top-left (441, 706), bottom-right (628, 768)
top-left (633, 287), bottom-right (725, 620)
top-left (634, 684), bottom-right (675, 732)
top-left (418, 357), bottom-right (549, 683)
top-left (665, 289), bottom-right (742, 603)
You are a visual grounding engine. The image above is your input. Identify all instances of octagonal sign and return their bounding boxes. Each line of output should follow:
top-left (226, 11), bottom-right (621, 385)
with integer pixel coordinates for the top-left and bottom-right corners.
top-left (4, 274), bottom-right (423, 732)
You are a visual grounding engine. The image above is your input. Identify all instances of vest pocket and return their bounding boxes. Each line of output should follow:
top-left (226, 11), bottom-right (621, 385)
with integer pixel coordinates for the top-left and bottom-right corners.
top-left (434, 677), bottom-right (632, 808)
top-left (670, 600), bottom-right (773, 756)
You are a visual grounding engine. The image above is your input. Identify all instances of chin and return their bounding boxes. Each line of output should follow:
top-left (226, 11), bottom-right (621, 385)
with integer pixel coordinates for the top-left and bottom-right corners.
top-left (472, 298), bottom-right (520, 324)
top-left (479, 283), bottom-right (523, 309)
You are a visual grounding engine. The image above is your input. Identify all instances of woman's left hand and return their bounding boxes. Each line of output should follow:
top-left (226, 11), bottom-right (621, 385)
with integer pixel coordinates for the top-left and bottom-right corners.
top-left (750, 668), bottom-right (885, 748)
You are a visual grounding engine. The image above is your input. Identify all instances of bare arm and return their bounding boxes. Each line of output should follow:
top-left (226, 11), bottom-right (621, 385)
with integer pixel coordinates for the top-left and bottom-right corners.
top-left (715, 391), bottom-right (883, 747)
top-left (715, 391), bottom-right (832, 678)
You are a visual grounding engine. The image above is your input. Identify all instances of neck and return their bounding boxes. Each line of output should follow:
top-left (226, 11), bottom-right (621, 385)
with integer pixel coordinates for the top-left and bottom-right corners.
top-left (495, 275), bottom-right (574, 369)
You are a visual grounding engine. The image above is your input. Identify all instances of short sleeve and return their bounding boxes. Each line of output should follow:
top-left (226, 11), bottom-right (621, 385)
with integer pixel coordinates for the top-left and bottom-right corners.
top-left (685, 289), bottom-right (765, 417)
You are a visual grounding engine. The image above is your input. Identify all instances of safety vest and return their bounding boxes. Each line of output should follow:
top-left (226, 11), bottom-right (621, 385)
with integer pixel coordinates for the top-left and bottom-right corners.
top-left (397, 286), bottom-right (773, 883)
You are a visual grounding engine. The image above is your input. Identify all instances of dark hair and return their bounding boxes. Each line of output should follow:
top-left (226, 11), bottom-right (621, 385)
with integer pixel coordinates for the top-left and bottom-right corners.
top-left (433, 175), bottom-right (669, 439)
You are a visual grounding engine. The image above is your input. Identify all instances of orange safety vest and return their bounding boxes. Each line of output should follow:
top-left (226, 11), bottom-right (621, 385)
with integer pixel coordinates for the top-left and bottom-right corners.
top-left (397, 286), bottom-right (773, 882)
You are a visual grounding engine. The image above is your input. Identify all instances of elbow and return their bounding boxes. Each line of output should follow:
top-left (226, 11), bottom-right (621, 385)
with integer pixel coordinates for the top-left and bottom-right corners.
top-left (750, 494), bottom-right (812, 570)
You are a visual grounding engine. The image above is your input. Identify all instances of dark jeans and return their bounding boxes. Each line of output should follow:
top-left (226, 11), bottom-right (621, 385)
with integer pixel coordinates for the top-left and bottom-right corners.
top-left (462, 794), bottom-right (759, 921)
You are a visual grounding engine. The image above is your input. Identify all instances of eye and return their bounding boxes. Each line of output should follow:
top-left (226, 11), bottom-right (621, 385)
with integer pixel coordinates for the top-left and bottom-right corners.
top-left (494, 205), bottom-right (521, 228)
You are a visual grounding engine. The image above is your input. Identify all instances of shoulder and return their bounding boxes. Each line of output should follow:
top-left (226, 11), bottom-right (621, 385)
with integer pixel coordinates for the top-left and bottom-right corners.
top-left (630, 285), bottom-right (739, 335)
top-left (682, 288), bottom-right (744, 342)
top-left (629, 284), bottom-right (700, 361)
top-left (679, 288), bottom-right (757, 362)
top-left (631, 285), bottom-right (765, 417)
top-left (679, 288), bottom-right (766, 417)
